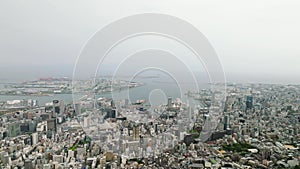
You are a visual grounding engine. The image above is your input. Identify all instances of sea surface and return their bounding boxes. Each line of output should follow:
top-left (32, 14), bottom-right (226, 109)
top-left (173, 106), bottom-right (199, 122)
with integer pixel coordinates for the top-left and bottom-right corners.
top-left (0, 77), bottom-right (208, 106)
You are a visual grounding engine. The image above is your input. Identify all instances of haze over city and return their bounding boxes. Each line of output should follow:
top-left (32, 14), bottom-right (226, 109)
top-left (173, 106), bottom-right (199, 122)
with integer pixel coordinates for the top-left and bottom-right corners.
top-left (1, 0), bottom-right (300, 83)
top-left (1, 1), bottom-right (300, 169)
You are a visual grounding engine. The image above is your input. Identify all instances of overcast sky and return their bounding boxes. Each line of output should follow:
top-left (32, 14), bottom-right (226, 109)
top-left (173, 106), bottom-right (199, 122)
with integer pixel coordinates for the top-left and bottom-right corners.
top-left (0, 0), bottom-right (300, 83)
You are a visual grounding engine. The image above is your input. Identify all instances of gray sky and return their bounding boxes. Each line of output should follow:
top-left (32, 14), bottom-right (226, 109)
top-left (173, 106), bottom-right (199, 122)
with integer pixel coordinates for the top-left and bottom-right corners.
top-left (0, 0), bottom-right (300, 83)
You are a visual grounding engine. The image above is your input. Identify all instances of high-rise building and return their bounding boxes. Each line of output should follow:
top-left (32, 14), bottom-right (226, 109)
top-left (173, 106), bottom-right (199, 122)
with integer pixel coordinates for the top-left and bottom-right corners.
top-left (111, 109), bottom-right (116, 118)
top-left (133, 125), bottom-right (140, 140)
top-left (167, 97), bottom-right (172, 108)
top-left (59, 100), bottom-right (65, 114)
top-left (246, 95), bottom-right (253, 110)
top-left (47, 118), bottom-right (57, 133)
top-left (111, 100), bottom-right (115, 108)
top-left (104, 109), bottom-right (116, 119)
top-left (74, 103), bottom-right (81, 115)
top-left (31, 132), bottom-right (38, 145)
top-left (224, 115), bottom-right (230, 130)
top-left (7, 122), bottom-right (20, 137)
top-left (83, 116), bottom-right (90, 128)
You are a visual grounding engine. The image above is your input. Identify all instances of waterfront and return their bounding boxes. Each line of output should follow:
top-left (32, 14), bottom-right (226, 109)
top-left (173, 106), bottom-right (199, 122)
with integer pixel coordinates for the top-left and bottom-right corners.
top-left (0, 79), bottom-right (209, 106)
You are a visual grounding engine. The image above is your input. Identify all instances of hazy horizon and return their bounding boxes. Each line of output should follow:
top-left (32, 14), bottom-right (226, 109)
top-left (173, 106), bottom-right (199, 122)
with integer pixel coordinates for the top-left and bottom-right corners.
top-left (1, 0), bottom-right (300, 84)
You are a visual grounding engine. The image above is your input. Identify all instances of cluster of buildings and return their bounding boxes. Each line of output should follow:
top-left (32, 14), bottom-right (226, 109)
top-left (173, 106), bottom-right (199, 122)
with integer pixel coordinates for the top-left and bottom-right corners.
top-left (0, 99), bottom-right (38, 110)
top-left (0, 83), bottom-right (299, 168)
top-left (0, 77), bottom-right (143, 96)
top-left (0, 77), bottom-right (71, 96)
top-left (72, 78), bottom-right (143, 95)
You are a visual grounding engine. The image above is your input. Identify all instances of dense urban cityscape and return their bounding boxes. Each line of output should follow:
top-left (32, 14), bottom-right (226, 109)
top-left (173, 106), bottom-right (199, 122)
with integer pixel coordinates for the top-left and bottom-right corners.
top-left (0, 78), bottom-right (299, 168)
top-left (2, 1), bottom-right (300, 168)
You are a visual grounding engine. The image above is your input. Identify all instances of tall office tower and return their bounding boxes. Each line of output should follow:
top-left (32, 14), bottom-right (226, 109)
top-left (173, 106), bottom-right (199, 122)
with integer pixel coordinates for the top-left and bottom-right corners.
top-left (167, 97), bottom-right (172, 108)
top-left (32, 100), bottom-right (38, 107)
top-left (47, 118), bottom-right (57, 133)
top-left (111, 100), bottom-right (115, 108)
top-left (104, 109), bottom-right (116, 119)
top-left (31, 132), bottom-right (38, 145)
top-left (74, 103), bottom-right (81, 115)
top-left (188, 106), bottom-right (193, 123)
top-left (133, 125), bottom-right (140, 140)
top-left (224, 115), bottom-right (230, 130)
top-left (27, 99), bottom-right (33, 107)
top-left (53, 100), bottom-right (60, 115)
top-left (59, 100), bottom-right (65, 114)
top-left (111, 109), bottom-right (116, 118)
top-left (246, 95), bottom-right (253, 110)
top-left (83, 116), bottom-right (90, 128)
top-left (154, 123), bottom-right (158, 133)
top-left (224, 96), bottom-right (230, 112)
top-left (7, 122), bottom-right (21, 137)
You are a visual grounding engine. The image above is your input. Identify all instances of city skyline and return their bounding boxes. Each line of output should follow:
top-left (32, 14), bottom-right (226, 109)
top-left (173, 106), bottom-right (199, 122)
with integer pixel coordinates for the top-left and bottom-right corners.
top-left (0, 1), bottom-right (300, 168)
